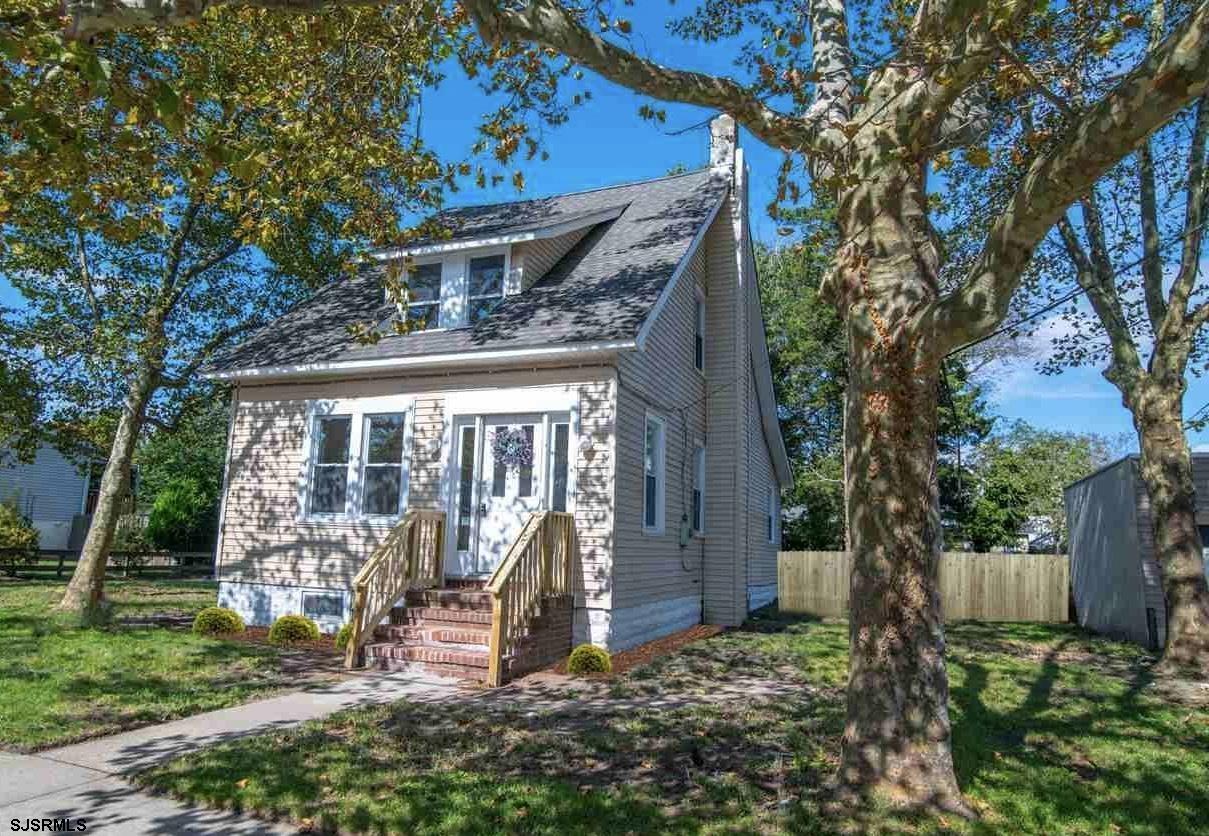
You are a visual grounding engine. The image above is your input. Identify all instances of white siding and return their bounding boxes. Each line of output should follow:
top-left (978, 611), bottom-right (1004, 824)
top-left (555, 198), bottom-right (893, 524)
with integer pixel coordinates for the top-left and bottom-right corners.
top-left (513, 227), bottom-right (591, 291)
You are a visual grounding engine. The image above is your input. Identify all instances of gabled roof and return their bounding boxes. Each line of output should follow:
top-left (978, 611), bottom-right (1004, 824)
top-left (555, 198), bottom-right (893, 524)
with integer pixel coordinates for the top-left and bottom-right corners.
top-left (204, 168), bottom-right (727, 378)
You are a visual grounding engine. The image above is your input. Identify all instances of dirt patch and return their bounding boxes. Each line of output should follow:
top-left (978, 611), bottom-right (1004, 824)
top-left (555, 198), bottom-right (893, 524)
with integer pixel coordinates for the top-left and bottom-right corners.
top-left (219, 627), bottom-right (346, 678)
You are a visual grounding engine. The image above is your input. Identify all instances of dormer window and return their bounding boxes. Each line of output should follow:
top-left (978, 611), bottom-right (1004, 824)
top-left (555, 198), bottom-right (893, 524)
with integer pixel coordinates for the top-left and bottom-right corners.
top-left (398, 248), bottom-right (510, 331)
top-left (468, 254), bottom-right (505, 323)
top-left (406, 262), bottom-right (443, 331)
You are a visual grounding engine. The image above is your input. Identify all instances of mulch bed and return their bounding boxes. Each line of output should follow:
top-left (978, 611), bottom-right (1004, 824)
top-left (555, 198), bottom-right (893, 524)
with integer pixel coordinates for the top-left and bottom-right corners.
top-left (545, 623), bottom-right (724, 677)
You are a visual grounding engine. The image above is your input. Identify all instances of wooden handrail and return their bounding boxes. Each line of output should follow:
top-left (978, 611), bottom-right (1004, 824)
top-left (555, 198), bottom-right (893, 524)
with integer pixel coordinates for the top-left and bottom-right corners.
top-left (344, 509), bottom-right (446, 668)
top-left (485, 511), bottom-right (576, 686)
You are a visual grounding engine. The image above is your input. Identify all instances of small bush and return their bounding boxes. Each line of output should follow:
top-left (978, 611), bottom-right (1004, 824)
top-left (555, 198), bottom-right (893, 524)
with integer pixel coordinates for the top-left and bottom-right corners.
top-left (335, 622), bottom-right (354, 650)
top-left (0, 499), bottom-right (38, 577)
top-left (268, 614), bottom-right (320, 645)
top-left (193, 606), bottom-right (245, 636)
top-left (567, 643), bottom-right (612, 675)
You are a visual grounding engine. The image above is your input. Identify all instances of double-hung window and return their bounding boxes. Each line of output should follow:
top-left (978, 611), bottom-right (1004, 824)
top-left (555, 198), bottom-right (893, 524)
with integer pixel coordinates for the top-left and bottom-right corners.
top-left (467, 254), bottom-right (506, 324)
top-left (310, 416), bottom-right (352, 514)
top-left (361, 414), bottom-right (407, 517)
top-left (694, 291), bottom-right (705, 372)
top-left (304, 398), bottom-right (412, 521)
top-left (691, 445), bottom-right (705, 534)
top-left (766, 484), bottom-right (779, 544)
top-left (643, 414), bottom-right (666, 533)
top-left (406, 262), bottom-right (442, 330)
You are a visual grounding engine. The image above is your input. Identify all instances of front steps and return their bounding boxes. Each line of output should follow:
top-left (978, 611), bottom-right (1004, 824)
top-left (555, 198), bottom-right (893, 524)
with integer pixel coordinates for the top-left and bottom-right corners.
top-left (362, 583), bottom-right (572, 684)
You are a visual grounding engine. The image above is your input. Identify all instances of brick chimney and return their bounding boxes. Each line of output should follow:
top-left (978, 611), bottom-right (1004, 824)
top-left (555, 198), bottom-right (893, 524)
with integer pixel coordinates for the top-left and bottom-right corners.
top-left (709, 114), bottom-right (737, 172)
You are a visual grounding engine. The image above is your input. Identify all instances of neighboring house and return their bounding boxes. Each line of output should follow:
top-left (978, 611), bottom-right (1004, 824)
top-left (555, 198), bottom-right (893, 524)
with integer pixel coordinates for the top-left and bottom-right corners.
top-left (1065, 453), bottom-right (1209, 650)
top-left (0, 443), bottom-right (91, 549)
top-left (203, 116), bottom-right (792, 682)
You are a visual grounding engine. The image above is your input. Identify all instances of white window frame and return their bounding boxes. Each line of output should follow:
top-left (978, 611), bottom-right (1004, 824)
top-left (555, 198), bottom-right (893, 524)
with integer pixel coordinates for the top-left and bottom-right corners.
top-left (403, 259), bottom-right (444, 332)
top-left (643, 412), bottom-right (666, 535)
top-left (766, 483), bottom-right (779, 544)
top-left (691, 444), bottom-right (705, 535)
top-left (694, 287), bottom-right (706, 374)
top-left (390, 246), bottom-right (511, 331)
top-left (298, 395), bottom-right (415, 524)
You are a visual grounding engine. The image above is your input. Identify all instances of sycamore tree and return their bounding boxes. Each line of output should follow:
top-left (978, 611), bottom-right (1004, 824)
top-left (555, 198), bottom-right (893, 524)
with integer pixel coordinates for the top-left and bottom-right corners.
top-left (0, 5), bottom-right (469, 615)
top-left (939, 0), bottom-right (1209, 674)
top-left (39, 0), bottom-right (1209, 811)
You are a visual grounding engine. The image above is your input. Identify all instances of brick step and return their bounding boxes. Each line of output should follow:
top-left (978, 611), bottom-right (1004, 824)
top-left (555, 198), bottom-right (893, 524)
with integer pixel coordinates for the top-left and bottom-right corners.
top-left (443, 578), bottom-right (488, 590)
top-left (404, 589), bottom-right (493, 610)
top-left (365, 641), bottom-right (492, 669)
top-left (373, 624), bottom-right (492, 646)
top-left (399, 606), bottom-right (494, 626)
top-left (366, 655), bottom-right (500, 682)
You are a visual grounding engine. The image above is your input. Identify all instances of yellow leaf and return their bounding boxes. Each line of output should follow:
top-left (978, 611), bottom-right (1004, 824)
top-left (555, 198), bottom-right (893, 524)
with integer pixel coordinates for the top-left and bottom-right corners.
top-left (966, 147), bottom-right (992, 168)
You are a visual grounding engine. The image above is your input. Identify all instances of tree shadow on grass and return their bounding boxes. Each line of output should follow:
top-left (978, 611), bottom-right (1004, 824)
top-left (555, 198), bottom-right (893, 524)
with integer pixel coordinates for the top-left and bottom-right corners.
top-left (946, 627), bottom-right (1209, 835)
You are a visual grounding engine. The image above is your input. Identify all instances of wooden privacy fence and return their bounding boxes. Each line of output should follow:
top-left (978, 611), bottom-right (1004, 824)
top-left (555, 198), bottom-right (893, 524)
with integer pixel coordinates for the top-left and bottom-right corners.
top-left (778, 551), bottom-right (1070, 622)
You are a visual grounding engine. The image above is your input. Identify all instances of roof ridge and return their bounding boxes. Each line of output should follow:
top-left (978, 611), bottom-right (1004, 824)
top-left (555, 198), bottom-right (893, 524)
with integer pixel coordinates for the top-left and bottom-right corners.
top-left (432, 166), bottom-right (712, 217)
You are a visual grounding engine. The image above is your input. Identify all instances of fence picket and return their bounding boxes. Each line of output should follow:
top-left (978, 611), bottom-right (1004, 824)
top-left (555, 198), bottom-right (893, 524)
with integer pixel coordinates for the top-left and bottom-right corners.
top-left (777, 551), bottom-right (1069, 622)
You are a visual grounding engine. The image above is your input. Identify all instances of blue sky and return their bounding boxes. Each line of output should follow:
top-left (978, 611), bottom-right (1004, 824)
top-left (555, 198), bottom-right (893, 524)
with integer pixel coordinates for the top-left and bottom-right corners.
top-left (5, 4), bottom-right (1207, 452)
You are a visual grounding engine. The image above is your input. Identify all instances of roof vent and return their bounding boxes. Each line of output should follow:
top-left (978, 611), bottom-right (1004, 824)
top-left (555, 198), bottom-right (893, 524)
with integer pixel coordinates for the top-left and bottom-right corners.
top-left (709, 114), bottom-right (737, 171)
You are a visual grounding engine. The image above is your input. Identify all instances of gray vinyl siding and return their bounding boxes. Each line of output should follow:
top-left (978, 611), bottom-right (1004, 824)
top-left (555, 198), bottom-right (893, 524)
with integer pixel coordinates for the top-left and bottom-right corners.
top-left (513, 228), bottom-right (591, 291)
top-left (0, 444), bottom-right (87, 523)
top-left (613, 246), bottom-right (708, 612)
top-left (702, 194), bottom-right (750, 625)
top-left (745, 355), bottom-right (778, 591)
top-left (1066, 458), bottom-right (1157, 647)
top-left (217, 366), bottom-right (617, 608)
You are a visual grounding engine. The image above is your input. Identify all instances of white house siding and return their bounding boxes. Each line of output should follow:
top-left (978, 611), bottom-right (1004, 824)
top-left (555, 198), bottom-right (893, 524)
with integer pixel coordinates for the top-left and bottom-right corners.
top-left (745, 355), bottom-right (779, 612)
top-left (611, 245), bottom-right (709, 648)
top-left (216, 365), bottom-right (617, 630)
top-left (0, 444), bottom-right (88, 549)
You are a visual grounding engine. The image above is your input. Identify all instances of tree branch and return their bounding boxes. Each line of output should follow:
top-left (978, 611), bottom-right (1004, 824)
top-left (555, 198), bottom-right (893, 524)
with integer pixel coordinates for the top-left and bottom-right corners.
top-left (927, 0), bottom-right (1209, 352)
top-left (1167, 95), bottom-right (1209, 320)
top-left (461, 0), bottom-right (826, 156)
top-left (1138, 140), bottom-right (1168, 331)
top-left (74, 226), bottom-right (102, 328)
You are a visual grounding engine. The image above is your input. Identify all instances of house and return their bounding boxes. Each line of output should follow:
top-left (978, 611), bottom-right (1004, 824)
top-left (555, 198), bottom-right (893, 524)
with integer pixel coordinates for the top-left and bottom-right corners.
top-left (0, 443), bottom-right (92, 549)
top-left (203, 115), bottom-right (792, 683)
top-left (1065, 453), bottom-right (1209, 650)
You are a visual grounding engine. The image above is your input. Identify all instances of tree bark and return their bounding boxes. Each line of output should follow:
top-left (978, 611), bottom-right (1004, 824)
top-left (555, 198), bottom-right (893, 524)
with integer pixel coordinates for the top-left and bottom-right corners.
top-left (56, 358), bottom-right (160, 617)
top-left (1132, 381), bottom-right (1209, 673)
top-left (831, 163), bottom-right (968, 811)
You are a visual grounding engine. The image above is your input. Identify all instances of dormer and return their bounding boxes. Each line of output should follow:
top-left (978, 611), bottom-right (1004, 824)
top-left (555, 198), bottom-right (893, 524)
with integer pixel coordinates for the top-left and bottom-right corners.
top-left (372, 204), bottom-right (626, 331)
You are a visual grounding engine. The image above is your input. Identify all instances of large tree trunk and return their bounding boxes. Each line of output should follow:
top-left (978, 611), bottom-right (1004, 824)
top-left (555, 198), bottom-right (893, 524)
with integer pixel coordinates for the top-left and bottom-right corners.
top-left (832, 165), bottom-right (968, 811)
top-left (1133, 380), bottom-right (1209, 673)
top-left (56, 361), bottom-right (159, 616)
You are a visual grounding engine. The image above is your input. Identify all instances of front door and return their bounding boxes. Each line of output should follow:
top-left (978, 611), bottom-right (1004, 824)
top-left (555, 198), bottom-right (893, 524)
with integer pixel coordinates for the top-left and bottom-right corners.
top-left (450, 414), bottom-right (548, 577)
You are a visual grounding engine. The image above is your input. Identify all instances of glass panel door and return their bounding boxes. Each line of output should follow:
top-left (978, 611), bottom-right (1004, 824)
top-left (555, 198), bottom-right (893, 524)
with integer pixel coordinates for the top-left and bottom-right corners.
top-left (476, 415), bottom-right (544, 575)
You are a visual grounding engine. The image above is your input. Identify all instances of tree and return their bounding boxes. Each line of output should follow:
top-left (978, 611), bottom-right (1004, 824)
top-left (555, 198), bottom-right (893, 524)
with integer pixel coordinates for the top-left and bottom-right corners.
top-left (138, 398), bottom-right (230, 550)
top-left (1, 6), bottom-right (458, 616)
top-left (47, 0), bottom-right (1209, 810)
top-left (962, 422), bottom-right (1115, 552)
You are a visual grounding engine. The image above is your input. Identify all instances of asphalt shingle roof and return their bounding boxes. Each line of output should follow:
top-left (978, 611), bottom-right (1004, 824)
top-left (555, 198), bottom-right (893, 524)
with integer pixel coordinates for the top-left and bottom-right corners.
top-left (206, 167), bottom-right (726, 374)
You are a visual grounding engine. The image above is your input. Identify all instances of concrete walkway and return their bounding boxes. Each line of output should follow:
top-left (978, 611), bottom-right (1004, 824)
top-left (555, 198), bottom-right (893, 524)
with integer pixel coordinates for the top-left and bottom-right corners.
top-left (1, 671), bottom-right (458, 834)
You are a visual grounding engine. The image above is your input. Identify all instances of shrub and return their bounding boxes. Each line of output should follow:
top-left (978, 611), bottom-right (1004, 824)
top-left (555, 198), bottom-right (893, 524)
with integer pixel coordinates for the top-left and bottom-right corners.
top-left (269, 614), bottom-right (320, 644)
top-left (567, 643), bottom-right (612, 675)
top-left (0, 498), bottom-right (38, 577)
top-left (193, 606), bottom-right (245, 636)
top-left (146, 476), bottom-right (215, 552)
top-left (335, 622), bottom-right (354, 650)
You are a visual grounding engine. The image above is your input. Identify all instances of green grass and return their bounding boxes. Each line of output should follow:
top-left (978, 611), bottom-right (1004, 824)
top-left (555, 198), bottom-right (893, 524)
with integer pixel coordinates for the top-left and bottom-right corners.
top-left (0, 578), bottom-right (297, 751)
top-left (135, 611), bottom-right (1209, 835)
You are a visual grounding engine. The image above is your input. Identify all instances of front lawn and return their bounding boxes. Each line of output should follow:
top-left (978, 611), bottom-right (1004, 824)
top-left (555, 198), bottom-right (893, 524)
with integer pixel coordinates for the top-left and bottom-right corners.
top-left (0, 579), bottom-right (300, 751)
top-left (136, 612), bottom-right (1209, 834)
